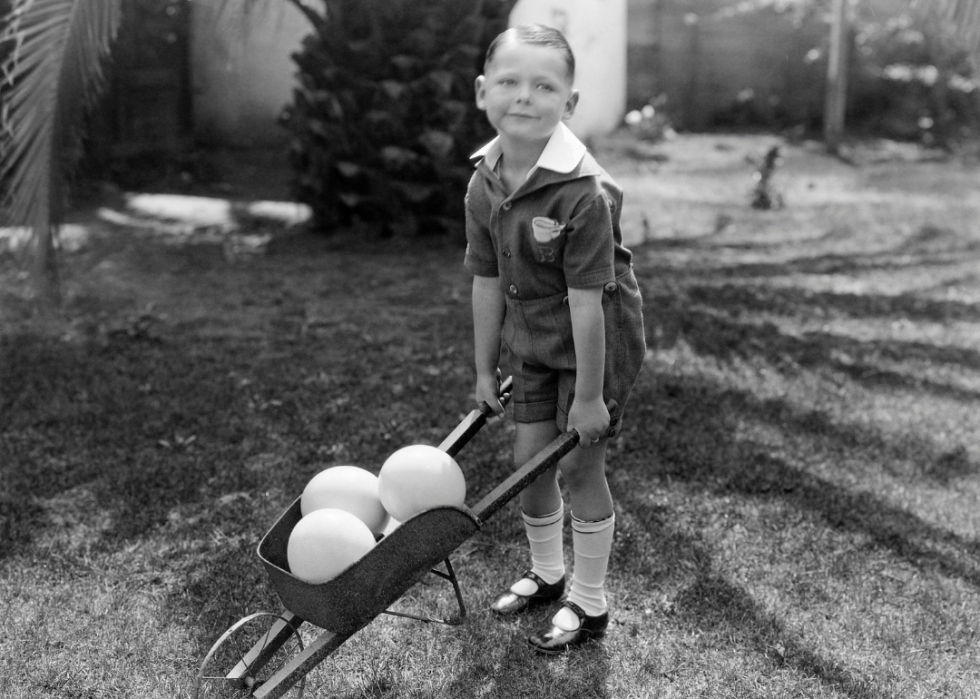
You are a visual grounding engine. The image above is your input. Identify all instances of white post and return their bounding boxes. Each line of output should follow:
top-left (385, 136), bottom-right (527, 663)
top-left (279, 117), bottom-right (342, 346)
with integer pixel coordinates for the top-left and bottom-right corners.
top-left (824, 0), bottom-right (850, 154)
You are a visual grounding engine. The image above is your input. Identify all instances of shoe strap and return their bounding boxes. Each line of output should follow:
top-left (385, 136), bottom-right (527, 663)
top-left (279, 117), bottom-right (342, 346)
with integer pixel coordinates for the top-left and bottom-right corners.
top-left (561, 600), bottom-right (590, 622)
top-left (521, 569), bottom-right (549, 589)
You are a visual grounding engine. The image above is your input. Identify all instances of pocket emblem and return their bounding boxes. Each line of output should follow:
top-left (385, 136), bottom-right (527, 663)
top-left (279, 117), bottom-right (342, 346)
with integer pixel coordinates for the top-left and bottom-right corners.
top-left (531, 216), bottom-right (564, 243)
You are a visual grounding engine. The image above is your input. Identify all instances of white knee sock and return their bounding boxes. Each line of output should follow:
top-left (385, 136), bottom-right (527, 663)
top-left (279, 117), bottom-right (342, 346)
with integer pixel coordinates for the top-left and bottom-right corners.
top-left (510, 505), bottom-right (565, 595)
top-left (554, 513), bottom-right (615, 629)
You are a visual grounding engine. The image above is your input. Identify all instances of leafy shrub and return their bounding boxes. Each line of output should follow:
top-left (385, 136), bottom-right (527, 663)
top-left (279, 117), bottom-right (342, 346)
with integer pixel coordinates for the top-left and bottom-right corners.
top-left (283, 0), bottom-right (515, 238)
top-left (847, 14), bottom-right (980, 146)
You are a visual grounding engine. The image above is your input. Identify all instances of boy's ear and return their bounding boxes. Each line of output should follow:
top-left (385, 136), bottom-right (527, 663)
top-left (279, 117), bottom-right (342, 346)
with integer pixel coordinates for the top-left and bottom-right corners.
top-left (474, 75), bottom-right (487, 110)
top-left (562, 89), bottom-right (580, 121)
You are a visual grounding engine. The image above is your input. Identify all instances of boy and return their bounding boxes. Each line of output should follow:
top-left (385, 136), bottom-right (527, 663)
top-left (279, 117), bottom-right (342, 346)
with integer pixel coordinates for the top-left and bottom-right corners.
top-left (464, 24), bottom-right (646, 653)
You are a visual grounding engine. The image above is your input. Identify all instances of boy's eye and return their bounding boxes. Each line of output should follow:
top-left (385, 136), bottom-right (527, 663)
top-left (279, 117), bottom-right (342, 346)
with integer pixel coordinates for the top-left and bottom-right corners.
top-left (538, 83), bottom-right (555, 92)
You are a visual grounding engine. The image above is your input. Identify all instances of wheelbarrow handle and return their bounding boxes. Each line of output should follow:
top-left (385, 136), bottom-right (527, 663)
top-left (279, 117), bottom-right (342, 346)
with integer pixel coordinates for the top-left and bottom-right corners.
top-left (471, 430), bottom-right (579, 523)
top-left (486, 373), bottom-right (514, 417)
top-left (438, 376), bottom-right (514, 458)
top-left (470, 398), bottom-right (620, 523)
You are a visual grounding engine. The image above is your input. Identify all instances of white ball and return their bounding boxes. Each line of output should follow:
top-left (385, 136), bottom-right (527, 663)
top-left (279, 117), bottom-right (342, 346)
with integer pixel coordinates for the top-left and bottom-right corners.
top-left (300, 465), bottom-right (390, 535)
top-left (378, 445), bottom-right (466, 522)
top-left (286, 508), bottom-right (375, 584)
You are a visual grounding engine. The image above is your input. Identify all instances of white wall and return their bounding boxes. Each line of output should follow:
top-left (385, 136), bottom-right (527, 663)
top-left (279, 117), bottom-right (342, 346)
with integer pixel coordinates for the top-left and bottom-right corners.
top-left (191, 0), bottom-right (311, 146)
top-left (510, 0), bottom-right (628, 139)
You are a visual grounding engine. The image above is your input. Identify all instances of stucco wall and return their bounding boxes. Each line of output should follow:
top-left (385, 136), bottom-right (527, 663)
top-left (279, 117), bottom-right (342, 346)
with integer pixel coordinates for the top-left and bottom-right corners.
top-left (191, 0), bottom-right (311, 146)
top-left (510, 0), bottom-right (628, 139)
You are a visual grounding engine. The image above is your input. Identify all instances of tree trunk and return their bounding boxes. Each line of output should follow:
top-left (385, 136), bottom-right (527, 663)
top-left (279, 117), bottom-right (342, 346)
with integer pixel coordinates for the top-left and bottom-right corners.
top-left (31, 167), bottom-right (61, 306)
top-left (32, 226), bottom-right (62, 306)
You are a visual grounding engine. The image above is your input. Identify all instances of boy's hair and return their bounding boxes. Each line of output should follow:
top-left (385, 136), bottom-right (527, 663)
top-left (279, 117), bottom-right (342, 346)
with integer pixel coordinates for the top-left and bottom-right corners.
top-left (484, 24), bottom-right (576, 83)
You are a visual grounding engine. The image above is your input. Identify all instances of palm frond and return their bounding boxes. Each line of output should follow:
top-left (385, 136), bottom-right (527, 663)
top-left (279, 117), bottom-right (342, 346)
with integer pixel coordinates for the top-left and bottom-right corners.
top-left (0, 0), bottom-right (121, 244)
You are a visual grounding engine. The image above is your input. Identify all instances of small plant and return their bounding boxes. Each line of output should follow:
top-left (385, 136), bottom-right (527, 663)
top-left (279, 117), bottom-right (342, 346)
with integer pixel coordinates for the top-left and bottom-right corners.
top-left (749, 144), bottom-right (784, 210)
top-left (624, 95), bottom-right (675, 142)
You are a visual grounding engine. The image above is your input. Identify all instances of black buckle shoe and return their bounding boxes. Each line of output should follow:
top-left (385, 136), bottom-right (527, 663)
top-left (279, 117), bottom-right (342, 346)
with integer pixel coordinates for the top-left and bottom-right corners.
top-left (489, 570), bottom-right (565, 616)
top-left (527, 601), bottom-right (609, 654)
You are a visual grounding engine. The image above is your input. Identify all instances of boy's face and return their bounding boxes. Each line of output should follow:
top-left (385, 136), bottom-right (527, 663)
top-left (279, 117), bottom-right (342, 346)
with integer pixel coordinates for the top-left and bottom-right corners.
top-left (475, 39), bottom-right (579, 148)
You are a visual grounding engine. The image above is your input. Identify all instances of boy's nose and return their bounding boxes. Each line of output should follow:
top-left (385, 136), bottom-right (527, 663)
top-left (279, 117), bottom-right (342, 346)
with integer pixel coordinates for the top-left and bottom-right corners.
top-left (516, 83), bottom-right (532, 102)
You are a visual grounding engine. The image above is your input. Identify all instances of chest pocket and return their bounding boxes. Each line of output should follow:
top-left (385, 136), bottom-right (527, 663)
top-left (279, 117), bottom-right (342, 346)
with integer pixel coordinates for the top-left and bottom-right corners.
top-left (529, 216), bottom-right (567, 265)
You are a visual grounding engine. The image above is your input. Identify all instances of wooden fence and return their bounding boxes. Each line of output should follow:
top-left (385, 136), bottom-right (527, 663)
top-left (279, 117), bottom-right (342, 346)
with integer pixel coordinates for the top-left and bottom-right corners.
top-left (627, 1), bottom-right (828, 131)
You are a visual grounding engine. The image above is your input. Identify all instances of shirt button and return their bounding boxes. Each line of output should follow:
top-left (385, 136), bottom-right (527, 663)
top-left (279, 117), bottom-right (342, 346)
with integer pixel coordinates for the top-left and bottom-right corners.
top-left (502, 202), bottom-right (512, 211)
top-left (503, 247), bottom-right (511, 257)
top-left (509, 284), bottom-right (518, 296)
top-left (604, 282), bottom-right (618, 293)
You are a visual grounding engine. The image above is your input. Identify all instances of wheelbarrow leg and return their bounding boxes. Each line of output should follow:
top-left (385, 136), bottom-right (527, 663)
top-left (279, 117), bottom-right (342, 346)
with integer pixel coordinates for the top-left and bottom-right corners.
top-left (381, 557), bottom-right (468, 626)
top-left (252, 627), bottom-right (358, 699)
top-left (226, 612), bottom-right (305, 681)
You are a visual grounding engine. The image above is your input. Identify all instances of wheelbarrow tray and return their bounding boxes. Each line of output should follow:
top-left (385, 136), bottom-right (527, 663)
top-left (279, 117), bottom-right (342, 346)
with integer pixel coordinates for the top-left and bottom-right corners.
top-left (258, 500), bottom-right (480, 635)
top-left (203, 407), bottom-right (582, 699)
top-left (256, 411), bottom-right (581, 637)
top-left (197, 377), bottom-right (593, 699)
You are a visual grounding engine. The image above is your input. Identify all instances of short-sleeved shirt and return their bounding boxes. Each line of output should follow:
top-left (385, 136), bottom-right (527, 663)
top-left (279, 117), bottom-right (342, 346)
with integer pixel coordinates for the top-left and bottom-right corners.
top-left (464, 122), bottom-right (643, 366)
top-left (464, 123), bottom-right (633, 297)
top-left (464, 124), bottom-right (646, 427)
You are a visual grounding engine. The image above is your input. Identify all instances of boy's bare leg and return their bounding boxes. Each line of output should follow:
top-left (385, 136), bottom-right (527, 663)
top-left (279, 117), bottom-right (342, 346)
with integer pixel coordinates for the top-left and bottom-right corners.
top-left (516, 420), bottom-right (562, 516)
top-left (557, 438), bottom-right (612, 522)
top-left (497, 423), bottom-right (617, 628)
top-left (496, 420), bottom-right (565, 598)
top-left (516, 421), bottom-right (612, 520)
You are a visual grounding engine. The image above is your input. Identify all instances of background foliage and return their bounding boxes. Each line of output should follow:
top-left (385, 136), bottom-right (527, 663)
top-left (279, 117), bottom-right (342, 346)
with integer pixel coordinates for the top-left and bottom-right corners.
top-left (686, 0), bottom-right (980, 144)
top-left (283, 0), bottom-right (516, 238)
top-left (847, 10), bottom-right (980, 146)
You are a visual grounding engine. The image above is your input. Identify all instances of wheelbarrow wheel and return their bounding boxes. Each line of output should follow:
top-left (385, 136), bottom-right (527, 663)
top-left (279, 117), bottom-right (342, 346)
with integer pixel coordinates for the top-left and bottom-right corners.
top-left (194, 612), bottom-right (306, 699)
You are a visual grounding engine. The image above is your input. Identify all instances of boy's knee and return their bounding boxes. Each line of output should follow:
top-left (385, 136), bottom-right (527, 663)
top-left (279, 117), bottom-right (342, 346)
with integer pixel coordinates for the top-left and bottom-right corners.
top-left (559, 449), bottom-right (606, 487)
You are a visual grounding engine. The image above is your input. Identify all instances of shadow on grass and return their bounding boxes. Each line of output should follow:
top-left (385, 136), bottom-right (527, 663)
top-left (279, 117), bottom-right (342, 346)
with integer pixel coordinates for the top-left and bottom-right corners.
top-left (632, 373), bottom-right (980, 580)
top-left (416, 364), bottom-right (976, 697)
top-left (647, 285), bottom-right (980, 404)
top-left (0, 331), bottom-right (266, 558)
top-left (603, 368), bottom-right (978, 696)
top-left (609, 464), bottom-right (893, 698)
top-left (0, 241), bottom-right (482, 561)
top-left (671, 574), bottom-right (888, 698)
top-left (646, 226), bottom-right (980, 286)
top-left (451, 636), bottom-right (612, 699)
top-left (684, 282), bottom-right (980, 326)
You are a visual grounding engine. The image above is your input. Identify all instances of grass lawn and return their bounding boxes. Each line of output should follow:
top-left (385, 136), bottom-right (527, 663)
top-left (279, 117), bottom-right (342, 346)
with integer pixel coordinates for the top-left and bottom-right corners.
top-left (2, 133), bottom-right (979, 698)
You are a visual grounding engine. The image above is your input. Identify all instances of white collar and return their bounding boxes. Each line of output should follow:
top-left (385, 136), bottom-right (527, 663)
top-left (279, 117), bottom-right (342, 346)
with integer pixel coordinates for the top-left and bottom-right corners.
top-left (471, 122), bottom-right (587, 178)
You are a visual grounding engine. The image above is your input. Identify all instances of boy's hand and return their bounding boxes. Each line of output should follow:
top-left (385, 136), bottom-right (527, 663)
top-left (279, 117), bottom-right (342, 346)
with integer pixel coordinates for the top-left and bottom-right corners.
top-left (567, 395), bottom-right (610, 447)
top-left (475, 371), bottom-right (506, 417)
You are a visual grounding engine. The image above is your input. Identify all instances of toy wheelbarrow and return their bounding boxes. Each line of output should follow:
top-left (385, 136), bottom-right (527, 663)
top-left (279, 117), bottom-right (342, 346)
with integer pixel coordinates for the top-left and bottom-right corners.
top-left (194, 378), bottom-right (586, 699)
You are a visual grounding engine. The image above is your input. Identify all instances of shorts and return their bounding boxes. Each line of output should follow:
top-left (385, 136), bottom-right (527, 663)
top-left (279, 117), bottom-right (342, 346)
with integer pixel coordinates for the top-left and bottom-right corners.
top-left (505, 267), bottom-right (646, 433)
